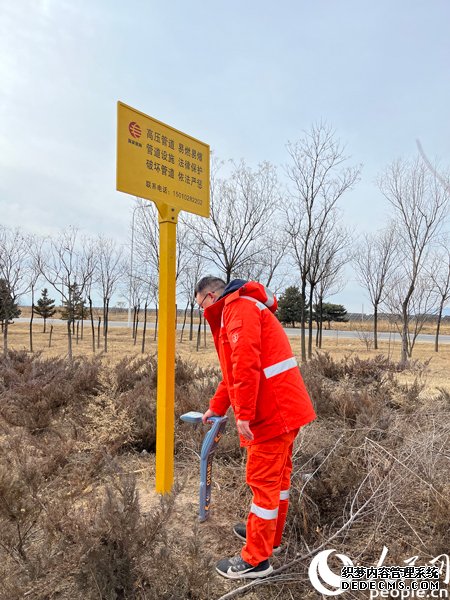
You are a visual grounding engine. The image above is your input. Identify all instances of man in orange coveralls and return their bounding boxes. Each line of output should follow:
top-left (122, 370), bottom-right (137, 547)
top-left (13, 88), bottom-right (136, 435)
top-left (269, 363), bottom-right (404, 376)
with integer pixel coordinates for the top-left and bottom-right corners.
top-left (195, 276), bottom-right (316, 580)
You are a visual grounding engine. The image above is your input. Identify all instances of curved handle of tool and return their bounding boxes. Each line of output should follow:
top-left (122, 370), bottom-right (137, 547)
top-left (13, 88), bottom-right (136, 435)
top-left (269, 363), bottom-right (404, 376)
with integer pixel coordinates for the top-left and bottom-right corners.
top-left (199, 415), bottom-right (228, 521)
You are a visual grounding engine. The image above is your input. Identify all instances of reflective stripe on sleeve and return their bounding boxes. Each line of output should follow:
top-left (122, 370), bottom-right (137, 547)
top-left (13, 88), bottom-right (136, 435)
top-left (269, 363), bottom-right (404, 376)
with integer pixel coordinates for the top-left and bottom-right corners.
top-left (264, 287), bottom-right (275, 308)
top-left (240, 296), bottom-right (267, 311)
top-left (250, 503), bottom-right (279, 520)
top-left (280, 489), bottom-right (290, 500)
top-left (263, 357), bottom-right (298, 379)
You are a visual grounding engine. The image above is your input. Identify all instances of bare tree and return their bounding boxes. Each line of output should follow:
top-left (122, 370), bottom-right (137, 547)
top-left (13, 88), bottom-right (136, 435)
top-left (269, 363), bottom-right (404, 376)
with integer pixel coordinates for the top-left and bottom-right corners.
top-left (41, 228), bottom-right (94, 361)
top-left (387, 272), bottom-right (438, 357)
top-left (84, 252), bottom-right (98, 353)
top-left (427, 243), bottom-right (450, 352)
top-left (77, 236), bottom-right (97, 345)
top-left (127, 272), bottom-right (147, 345)
top-left (237, 229), bottom-right (289, 293)
top-left (312, 224), bottom-right (350, 351)
top-left (0, 227), bottom-right (31, 354)
top-left (28, 235), bottom-right (45, 353)
top-left (378, 157), bottom-right (449, 364)
top-left (96, 236), bottom-right (125, 353)
top-left (285, 122), bottom-right (360, 361)
top-left (176, 229), bottom-right (206, 342)
top-left (353, 224), bottom-right (398, 349)
top-left (133, 198), bottom-right (189, 341)
top-left (133, 201), bottom-right (159, 277)
top-left (188, 158), bottom-right (280, 282)
top-left (141, 285), bottom-right (152, 353)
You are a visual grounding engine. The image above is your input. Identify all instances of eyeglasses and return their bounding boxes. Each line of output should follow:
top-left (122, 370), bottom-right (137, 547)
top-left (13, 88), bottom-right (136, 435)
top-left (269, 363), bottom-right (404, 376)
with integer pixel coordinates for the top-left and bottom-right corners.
top-left (197, 288), bottom-right (221, 309)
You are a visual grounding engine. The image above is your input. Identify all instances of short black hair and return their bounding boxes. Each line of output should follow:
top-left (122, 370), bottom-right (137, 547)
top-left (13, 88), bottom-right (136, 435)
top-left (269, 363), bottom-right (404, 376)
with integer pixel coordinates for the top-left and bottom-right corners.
top-left (194, 276), bottom-right (226, 297)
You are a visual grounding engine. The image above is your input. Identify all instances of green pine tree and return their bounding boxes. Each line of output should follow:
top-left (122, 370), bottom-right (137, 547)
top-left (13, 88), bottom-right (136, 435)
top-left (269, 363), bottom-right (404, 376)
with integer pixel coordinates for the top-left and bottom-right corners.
top-left (35, 288), bottom-right (57, 333)
top-left (277, 286), bottom-right (305, 327)
top-left (0, 278), bottom-right (21, 328)
top-left (315, 303), bottom-right (349, 329)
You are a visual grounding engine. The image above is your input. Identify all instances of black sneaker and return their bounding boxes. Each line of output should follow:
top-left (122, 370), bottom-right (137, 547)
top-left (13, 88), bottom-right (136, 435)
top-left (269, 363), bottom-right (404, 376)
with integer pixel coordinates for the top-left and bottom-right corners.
top-left (216, 555), bottom-right (273, 579)
top-left (233, 523), bottom-right (282, 555)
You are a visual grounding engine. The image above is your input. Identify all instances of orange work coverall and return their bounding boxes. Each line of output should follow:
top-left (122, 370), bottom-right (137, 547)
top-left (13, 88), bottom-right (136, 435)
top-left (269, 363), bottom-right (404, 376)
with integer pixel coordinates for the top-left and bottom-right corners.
top-left (204, 280), bottom-right (316, 565)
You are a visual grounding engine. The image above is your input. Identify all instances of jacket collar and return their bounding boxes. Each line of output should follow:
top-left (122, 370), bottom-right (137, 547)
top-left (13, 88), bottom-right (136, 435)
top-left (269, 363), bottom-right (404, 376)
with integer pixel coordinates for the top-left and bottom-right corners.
top-left (203, 295), bottom-right (225, 331)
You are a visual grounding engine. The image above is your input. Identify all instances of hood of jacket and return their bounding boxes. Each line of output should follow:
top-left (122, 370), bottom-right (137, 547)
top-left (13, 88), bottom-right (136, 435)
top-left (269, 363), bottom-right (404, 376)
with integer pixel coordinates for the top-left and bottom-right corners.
top-left (219, 279), bottom-right (248, 299)
top-left (204, 280), bottom-right (278, 330)
top-left (229, 281), bottom-right (278, 313)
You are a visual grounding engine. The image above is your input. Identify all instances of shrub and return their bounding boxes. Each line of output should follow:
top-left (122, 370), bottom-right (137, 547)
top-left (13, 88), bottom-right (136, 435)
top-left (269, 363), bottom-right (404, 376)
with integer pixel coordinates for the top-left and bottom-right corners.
top-left (0, 351), bottom-right (102, 431)
top-left (114, 355), bottom-right (157, 394)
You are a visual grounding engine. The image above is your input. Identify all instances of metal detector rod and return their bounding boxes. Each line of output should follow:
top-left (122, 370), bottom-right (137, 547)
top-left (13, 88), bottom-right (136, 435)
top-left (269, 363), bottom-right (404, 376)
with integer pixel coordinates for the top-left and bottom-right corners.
top-left (180, 411), bottom-right (228, 521)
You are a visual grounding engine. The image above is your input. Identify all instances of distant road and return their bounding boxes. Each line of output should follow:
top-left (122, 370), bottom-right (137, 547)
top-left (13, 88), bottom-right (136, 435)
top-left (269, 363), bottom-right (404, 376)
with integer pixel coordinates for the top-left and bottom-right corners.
top-left (15, 318), bottom-right (449, 344)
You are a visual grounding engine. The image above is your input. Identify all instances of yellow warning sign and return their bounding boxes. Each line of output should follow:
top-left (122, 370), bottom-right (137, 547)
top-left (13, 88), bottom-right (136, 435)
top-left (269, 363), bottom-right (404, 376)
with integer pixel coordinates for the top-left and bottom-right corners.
top-left (117, 102), bottom-right (210, 217)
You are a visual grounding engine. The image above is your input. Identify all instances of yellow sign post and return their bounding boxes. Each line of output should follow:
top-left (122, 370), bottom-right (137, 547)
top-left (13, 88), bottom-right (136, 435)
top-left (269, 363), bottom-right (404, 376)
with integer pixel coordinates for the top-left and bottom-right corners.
top-left (117, 102), bottom-right (210, 493)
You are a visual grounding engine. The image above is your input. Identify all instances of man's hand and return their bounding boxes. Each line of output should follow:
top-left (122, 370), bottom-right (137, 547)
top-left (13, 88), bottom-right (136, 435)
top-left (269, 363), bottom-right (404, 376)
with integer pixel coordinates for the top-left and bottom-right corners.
top-left (237, 419), bottom-right (254, 441)
top-left (202, 408), bottom-right (219, 424)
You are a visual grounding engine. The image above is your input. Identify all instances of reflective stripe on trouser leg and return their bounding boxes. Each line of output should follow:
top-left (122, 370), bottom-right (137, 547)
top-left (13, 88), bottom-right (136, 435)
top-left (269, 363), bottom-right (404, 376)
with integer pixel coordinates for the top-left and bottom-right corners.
top-left (250, 503), bottom-right (279, 520)
top-left (242, 431), bottom-right (297, 566)
top-left (273, 431), bottom-right (297, 548)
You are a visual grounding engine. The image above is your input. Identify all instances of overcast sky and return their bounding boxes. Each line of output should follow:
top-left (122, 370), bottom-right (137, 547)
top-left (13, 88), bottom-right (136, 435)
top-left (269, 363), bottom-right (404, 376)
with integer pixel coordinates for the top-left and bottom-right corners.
top-left (1, 0), bottom-right (449, 311)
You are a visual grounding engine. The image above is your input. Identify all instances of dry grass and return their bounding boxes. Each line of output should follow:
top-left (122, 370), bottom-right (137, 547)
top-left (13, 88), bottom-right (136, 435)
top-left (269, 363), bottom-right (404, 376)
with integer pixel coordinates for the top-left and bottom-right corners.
top-left (1, 322), bottom-right (449, 600)
top-left (6, 321), bottom-right (450, 393)
top-left (19, 305), bottom-right (450, 334)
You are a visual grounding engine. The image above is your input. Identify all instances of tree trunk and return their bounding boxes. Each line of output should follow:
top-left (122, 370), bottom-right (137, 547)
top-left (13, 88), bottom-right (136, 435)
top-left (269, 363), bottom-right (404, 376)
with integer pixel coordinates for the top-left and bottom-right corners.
top-left (373, 303), bottom-right (379, 350)
top-left (132, 305), bottom-right (137, 339)
top-left (81, 306), bottom-right (84, 340)
top-left (141, 302), bottom-right (148, 353)
top-left (318, 296), bottom-right (324, 349)
top-left (76, 321), bottom-right (80, 344)
top-left (154, 305), bottom-right (158, 341)
top-left (104, 298), bottom-right (109, 353)
top-left (401, 302), bottom-right (409, 365)
top-left (189, 302), bottom-right (194, 341)
top-left (49, 324), bottom-right (53, 348)
top-left (134, 306), bottom-right (140, 346)
top-left (97, 317), bottom-right (101, 350)
top-left (43, 316), bottom-right (47, 334)
top-left (103, 298), bottom-right (107, 337)
top-left (3, 320), bottom-right (8, 356)
top-left (29, 290), bottom-right (35, 353)
top-left (180, 301), bottom-right (188, 342)
top-left (67, 319), bottom-right (73, 361)
top-left (401, 281), bottom-right (416, 365)
top-left (300, 279), bottom-right (307, 362)
top-left (196, 310), bottom-right (202, 351)
top-left (434, 298), bottom-right (445, 353)
top-left (88, 296), bottom-right (95, 353)
top-left (307, 285), bottom-right (314, 359)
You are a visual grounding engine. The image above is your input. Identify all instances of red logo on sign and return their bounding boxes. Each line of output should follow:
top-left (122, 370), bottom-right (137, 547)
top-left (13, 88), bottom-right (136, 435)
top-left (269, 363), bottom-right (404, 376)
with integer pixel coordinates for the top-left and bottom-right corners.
top-left (129, 122), bottom-right (142, 139)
